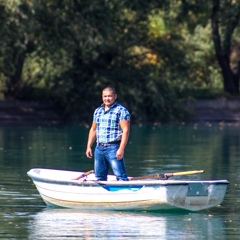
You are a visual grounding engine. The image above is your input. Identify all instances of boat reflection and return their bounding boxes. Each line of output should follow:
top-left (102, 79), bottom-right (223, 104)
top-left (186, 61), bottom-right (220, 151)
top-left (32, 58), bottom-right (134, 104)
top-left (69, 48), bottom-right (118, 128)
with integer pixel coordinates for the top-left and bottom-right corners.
top-left (29, 209), bottom-right (226, 239)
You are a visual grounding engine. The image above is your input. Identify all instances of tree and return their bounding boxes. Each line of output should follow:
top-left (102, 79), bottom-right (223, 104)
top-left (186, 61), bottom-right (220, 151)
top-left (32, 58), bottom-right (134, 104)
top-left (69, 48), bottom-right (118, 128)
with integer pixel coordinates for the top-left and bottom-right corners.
top-left (0, 0), bottom-right (38, 98)
top-left (3, 0), bottom-right (237, 123)
top-left (32, 0), bottom-right (187, 122)
top-left (211, 0), bottom-right (240, 94)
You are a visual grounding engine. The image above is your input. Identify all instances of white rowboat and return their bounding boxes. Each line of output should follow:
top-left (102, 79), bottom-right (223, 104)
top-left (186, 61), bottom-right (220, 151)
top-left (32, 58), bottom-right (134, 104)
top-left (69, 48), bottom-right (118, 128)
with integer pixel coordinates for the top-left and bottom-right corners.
top-left (27, 168), bottom-right (229, 211)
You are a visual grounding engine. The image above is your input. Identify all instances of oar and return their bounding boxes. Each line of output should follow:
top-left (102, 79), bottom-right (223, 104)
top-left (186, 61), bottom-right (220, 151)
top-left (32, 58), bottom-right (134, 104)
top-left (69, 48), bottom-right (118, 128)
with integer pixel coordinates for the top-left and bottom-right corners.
top-left (129, 170), bottom-right (204, 181)
top-left (72, 170), bottom-right (94, 180)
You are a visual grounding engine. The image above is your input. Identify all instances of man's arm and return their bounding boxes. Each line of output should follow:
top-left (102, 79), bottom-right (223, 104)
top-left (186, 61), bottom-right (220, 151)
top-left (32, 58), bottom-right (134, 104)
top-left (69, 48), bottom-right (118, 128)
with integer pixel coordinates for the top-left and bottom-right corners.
top-left (86, 122), bottom-right (97, 158)
top-left (117, 120), bottom-right (130, 160)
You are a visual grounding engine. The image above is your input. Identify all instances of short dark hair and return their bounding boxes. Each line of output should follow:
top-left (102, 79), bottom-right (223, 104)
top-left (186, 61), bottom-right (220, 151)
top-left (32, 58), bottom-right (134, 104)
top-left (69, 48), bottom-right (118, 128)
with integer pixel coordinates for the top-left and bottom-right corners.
top-left (102, 86), bottom-right (116, 94)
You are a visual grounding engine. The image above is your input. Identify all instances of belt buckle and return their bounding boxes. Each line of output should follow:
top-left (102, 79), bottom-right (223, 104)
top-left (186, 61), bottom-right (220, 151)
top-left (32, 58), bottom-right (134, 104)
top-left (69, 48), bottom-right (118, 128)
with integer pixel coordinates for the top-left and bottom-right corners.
top-left (99, 142), bottom-right (109, 147)
top-left (99, 141), bottom-right (120, 146)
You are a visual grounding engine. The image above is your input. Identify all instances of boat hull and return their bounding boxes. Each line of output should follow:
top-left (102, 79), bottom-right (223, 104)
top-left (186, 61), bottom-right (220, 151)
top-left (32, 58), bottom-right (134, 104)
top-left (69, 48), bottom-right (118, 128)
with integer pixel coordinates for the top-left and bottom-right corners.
top-left (27, 168), bottom-right (229, 211)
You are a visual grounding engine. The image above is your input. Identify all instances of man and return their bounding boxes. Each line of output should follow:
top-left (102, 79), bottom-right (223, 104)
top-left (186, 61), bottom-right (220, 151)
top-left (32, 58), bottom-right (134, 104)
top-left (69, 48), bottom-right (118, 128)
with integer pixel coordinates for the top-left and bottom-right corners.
top-left (86, 86), bottom-right (130, 181)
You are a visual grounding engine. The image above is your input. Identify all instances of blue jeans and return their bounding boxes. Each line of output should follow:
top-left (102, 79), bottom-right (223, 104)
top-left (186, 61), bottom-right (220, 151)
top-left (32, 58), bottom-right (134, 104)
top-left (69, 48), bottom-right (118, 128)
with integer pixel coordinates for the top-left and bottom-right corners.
top-left (94, 143), bottom-right (128, 181)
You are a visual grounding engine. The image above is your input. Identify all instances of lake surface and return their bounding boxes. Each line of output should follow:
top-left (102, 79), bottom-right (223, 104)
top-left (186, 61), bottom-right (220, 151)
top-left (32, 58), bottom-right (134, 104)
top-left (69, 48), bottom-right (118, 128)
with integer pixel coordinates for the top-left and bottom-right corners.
top-left (0, 124), bottom-right (239, 239)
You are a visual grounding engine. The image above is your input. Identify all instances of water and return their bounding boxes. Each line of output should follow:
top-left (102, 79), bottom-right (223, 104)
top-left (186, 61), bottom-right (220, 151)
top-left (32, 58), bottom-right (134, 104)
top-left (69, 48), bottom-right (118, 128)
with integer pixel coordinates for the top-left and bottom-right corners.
top-left (0, 124), bottom-right (239, 239)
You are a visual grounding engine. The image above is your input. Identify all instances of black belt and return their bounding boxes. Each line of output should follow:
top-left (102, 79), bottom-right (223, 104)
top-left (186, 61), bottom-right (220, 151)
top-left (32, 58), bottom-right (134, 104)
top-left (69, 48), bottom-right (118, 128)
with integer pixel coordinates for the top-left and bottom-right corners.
top-left (98, 140), bottom-right (121, 146)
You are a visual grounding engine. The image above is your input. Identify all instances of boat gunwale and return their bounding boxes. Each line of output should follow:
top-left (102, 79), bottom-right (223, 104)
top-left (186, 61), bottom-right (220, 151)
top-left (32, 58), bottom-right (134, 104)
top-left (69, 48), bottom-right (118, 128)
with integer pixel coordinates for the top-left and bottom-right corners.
top-left (27, 168), bottom-right (230, 187)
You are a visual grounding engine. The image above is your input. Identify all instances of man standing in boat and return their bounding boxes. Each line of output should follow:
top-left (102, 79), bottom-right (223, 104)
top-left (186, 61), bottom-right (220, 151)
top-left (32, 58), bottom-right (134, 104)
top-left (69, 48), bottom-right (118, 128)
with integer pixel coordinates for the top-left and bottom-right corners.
top-left (86, 86), bottom-right (131, 181)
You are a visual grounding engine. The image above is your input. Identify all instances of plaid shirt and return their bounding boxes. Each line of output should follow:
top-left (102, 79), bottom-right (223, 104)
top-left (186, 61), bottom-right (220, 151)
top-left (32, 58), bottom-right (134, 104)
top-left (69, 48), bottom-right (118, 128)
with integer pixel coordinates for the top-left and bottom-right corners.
top-left (93, 101), bottom-right (131, 143)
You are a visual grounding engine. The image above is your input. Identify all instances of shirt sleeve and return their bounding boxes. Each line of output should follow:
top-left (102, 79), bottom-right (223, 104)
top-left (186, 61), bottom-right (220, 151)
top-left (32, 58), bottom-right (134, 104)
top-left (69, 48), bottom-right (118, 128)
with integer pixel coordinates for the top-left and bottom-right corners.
top-left (119, 108), bottom-right (131, 122)
top-left (93, 108), bottom-right (99, 123)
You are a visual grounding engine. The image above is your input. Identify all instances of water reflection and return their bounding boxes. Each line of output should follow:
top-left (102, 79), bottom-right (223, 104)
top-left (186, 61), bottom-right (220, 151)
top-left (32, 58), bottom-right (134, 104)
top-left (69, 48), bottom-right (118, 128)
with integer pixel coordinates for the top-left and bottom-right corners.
top-left (29, 209), bottom-right (225, 239)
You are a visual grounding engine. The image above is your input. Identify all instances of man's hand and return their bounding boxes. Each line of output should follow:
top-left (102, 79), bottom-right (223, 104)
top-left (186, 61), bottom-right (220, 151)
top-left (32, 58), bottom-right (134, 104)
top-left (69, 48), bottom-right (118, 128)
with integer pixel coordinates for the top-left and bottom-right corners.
top-left (86, 147), bottom-right (93, 158)
top-left (116, 149), bottom-right (124, 160)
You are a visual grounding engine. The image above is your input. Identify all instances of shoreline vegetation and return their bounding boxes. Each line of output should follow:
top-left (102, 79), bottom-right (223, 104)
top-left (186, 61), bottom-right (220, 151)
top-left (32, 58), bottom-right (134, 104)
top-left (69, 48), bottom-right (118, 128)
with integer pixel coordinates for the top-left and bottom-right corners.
top-left (1, 2), bottom-right (240, 126)
top-left (1, 99), bottom-right (240, 127)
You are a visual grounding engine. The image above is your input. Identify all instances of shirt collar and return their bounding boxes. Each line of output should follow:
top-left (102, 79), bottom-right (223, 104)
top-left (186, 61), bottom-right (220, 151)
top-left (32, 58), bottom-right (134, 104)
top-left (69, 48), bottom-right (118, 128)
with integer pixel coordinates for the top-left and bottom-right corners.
top-left (101, 101), bottom-right (118, 109)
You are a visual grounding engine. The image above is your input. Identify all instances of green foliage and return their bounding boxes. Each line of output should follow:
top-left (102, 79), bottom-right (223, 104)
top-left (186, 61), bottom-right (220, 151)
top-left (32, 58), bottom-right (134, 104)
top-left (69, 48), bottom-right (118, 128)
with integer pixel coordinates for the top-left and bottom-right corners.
top-left (184, 23), bottom-right (223, 89)
top-left (0, 0), bottom-right (238, 123)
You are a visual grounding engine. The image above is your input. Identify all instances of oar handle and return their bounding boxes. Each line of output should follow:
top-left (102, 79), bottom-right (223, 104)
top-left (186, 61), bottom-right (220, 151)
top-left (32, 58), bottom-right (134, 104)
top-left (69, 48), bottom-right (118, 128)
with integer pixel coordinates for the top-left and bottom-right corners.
top-left (129, 170), bottom-right (204, 181)
top-left (72, 170), bottom-right (94, 180)
top-left (165, 170), bottom-right (204, 178)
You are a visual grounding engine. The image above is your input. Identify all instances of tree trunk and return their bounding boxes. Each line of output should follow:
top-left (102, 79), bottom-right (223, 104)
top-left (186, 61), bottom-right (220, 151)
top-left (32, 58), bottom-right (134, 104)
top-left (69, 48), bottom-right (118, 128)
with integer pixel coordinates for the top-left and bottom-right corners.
top-left (5, 52), bottom-right (26, 98)
top-left (211, 0), bottom-right (240, 95)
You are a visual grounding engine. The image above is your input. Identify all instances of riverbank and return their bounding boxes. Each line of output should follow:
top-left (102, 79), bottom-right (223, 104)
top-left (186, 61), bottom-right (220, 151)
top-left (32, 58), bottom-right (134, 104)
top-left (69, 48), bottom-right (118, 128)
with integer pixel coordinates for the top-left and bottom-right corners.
top-left (0, 100), bottom-right (63, 126)
top-left (188, 99), bottom-right (240, 124)
top-left (1, 99), bottom-right (240, 126)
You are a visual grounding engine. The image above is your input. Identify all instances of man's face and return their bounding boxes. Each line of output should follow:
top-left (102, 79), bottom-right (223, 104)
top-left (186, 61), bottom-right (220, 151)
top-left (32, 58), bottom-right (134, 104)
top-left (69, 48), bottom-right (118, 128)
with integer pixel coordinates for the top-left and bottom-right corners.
top-left (102, 90), bottom-right (117, 107)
